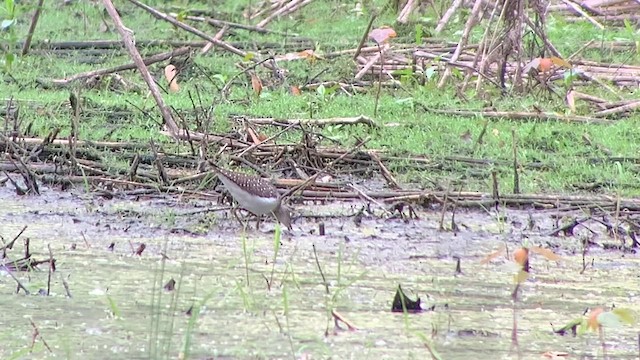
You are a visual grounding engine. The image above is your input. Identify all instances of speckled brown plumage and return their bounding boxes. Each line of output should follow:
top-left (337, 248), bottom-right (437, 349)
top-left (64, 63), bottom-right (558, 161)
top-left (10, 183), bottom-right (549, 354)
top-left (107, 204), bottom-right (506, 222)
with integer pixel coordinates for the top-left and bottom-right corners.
top-left (212, 165), bottom-right (279, 199)
top-left (209, 162), bottom-right (292, 230)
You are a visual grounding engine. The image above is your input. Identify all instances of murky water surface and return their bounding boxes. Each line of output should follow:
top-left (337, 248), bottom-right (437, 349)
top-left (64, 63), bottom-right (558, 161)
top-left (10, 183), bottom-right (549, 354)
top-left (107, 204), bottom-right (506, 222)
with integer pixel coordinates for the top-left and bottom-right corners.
top-left (0, 186), bottom-right (638, 359)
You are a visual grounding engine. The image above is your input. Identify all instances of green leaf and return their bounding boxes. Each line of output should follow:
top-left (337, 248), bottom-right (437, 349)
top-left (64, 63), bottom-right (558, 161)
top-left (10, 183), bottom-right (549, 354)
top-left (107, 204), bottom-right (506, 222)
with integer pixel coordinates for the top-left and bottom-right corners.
top-left (1, 19), bottom-right (15, 30)
top-left (611, 308), bottom-right (637, 325)
top-left (243, 52), bottom-right (255, 61)
top-left (425, 67), bottom-right (437, 80)
top-left (414, 24), bottom-right (423, 45)
top-left (5, 0), bottom-right (15, 17)
top-left (597, 311), bottom-right (623, 328)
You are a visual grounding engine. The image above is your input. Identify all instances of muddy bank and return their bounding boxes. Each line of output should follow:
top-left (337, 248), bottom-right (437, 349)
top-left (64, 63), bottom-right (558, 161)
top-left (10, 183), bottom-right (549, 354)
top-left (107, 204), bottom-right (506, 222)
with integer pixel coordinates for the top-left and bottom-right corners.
top-left (0, 185), bottom-right (638, 359)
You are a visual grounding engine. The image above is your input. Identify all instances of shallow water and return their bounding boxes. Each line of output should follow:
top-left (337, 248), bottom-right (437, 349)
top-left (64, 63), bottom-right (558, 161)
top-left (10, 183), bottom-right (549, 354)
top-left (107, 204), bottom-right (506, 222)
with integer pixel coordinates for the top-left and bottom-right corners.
top-left (0, 185), bottom-right (638, 359)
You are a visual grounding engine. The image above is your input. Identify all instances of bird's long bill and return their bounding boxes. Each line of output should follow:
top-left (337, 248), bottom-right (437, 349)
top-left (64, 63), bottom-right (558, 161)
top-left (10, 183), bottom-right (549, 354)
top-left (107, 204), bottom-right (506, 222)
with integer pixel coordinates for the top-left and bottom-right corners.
top-left (273, 205), bottom-right (292, 230)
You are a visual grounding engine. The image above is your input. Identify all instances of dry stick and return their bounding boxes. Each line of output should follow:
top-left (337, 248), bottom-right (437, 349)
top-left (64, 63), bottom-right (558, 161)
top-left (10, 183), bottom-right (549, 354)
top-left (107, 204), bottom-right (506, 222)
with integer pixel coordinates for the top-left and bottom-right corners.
top-left (353, 15), bottom-right (377, 61)
top-left (491, 169), bottom-right (500, 210)
top-left (420, 107), bottom-right (614, 124)
top-left (242, 115), bottom-right (378, 127)
top-left (437, 0), bottom-right (483, 88)
top-left (561, 0), bottom-right (605, 29)
top-left (373, 42), bottom-right (384, 117)
top-left (220, 57), bottom-right (275, 100)
top-left (355, 43), bottom-right (390, 80)
top-left (414, 51), bottom-right (500, 88)
top-left (61, 274), bottom-right (72, 298)
top-left (103, 0), bottom-right (180, 138)
top-left (512, 129), bottom-right (519, 194)
top-left (332, 310), bottom-right (357, 331)
top-left (471, 119), bottom-right (489, 154)
top-left (6, 136), bottom-right (148, 150)
top-left (312, 244), bottom-right (329, 295)
top-left (523, 15), bottom-right (563, 58)
top-left (179, 14), bottom-right (297, 36)
top-left (128, 0), bottom-right (274, 71)
top-left (30, 319), bottom-right (52, 353)
top-left (461, 1), bottom-right (495, 92)
top-left (46, 244), bottom-right (53, 296)
top-left (201, 24), bottom-right (228, 54)
top-left (21, 0), bottom-right (45, 56)
top-left (594, 99), bottom-right (640, 117)
top-left (573, 70), bottom-right (623, 100)
top-left (512, 0), bottom-right (526, 92)
top-left (397, 0), bottom-right (417, 24)
top-left (236, 123), bottom-right (298, 158)
top-left (0, 225), bottom-right (27, 251)
top-left (438, 182), bottom-right (452, 231)
top-left (347, 183), bottom-right (392, 216)
top-left (69, 91), bottom-right (80, 168)
top-left (474, 0), bottom-right (507, 92)
top-left (368, 151), bottom-right (400, 189)
top-left (435, 0), bottom-right (463, 34)
top-left (1, 265), bottom-right (30, 294)
top-left (284, 138), bottom-right (370, 198)
top-left (44, 47), bottom-right (190, 86)
top-left (32, 39), bottom-right (210, 49)
top-left (257, 0), bottom-right (315, 28)
top-left (568, 39), bottom-right (595, 60)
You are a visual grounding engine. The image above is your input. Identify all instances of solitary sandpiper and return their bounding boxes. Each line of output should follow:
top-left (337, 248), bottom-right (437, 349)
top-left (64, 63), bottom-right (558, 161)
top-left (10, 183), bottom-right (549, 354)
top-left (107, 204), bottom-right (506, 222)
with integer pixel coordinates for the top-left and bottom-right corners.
top-left (209, 162), bottom-right (292, 230)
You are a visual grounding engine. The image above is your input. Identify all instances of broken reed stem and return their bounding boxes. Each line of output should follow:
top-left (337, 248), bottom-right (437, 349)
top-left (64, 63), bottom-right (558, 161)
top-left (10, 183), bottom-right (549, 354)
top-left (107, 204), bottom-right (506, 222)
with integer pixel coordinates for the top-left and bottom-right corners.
top-left (614, 192), bottom-right (621, 244)
top-left (21, 0), bottom-right (45, 56)
top-left (103, 0), bottom-right (180, 137)
top-left (512, 129), bottom-right (520, 194)
top-left (472, 119), bottom-right (489, 154)
top-left (1, 225), bottom-right (27, 252)
top-left (312, 244), bottom-right (329, 295)
top-left (492, 169), bottom-right (499, 211)
top-left (438, 182), bottom-right (451, 231)
top-left (450, 187), bottom-right (462, 232)
top-left (3, 265), bottom-right (30, 294)
top-left (46, 244), bottom-right (53, 296)
top-left (374, 42), bottom-right (384, 118)
top-left (69, 91), bottom-right (80, 168)
top-left (284, 137), bottom-right (370, 198)
top-left (30, 319), bottom-right (53, 353)
top-left (511, 293), bottom-right (519, 350)
top-left (353, 14), bottom-right (376, 60)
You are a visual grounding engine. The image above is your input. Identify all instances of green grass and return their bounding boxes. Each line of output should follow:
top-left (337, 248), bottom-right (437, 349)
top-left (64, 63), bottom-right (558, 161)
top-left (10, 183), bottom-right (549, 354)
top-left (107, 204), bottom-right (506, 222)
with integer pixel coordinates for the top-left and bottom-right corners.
top-left (2, 0), bottom-right (640, 197)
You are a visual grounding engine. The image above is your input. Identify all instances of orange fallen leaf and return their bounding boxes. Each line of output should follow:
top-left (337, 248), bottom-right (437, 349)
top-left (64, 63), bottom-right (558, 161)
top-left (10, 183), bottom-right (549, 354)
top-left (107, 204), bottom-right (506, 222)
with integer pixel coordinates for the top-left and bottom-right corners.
top-left (513, 247), bottom-right (529, 266)
top-left (480, 245), bottom-right (506, 264)
top-left (369, 26), bottom-right (396, 44)
top-left (587, 307), bottom-right (604, 331)
top-left (538, 58), bottom-right (553, 73)
top-left (530, 246), bottom-right (561, 262)
top-left (542, 351), bottom-right (570, 358)
top-left (566, 89), bottom-right (576, 113)
top-left (249, 71), bottom-right (262, 96)
top-left (290, 85), bottom-right (301, 96)
top-left (164, 64), bottom-right (180, 93)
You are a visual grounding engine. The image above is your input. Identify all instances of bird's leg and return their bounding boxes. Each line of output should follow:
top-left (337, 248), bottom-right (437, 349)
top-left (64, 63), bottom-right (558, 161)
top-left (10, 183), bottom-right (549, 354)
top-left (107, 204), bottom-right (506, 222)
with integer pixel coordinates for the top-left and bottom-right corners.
top-left (255, 216), bottom-right (262, 231)
top-left (231, 207), bottom-right (247, 228)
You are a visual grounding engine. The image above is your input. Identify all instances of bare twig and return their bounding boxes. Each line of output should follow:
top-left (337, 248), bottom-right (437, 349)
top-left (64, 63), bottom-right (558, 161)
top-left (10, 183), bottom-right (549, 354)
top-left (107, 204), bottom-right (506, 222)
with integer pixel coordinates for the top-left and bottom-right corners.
top-left (103, 0), bottom-right (180, 137)
top-left (21, 0), bottom-right (45, 56)
top-left (42, 47), bottom-right (190, 86)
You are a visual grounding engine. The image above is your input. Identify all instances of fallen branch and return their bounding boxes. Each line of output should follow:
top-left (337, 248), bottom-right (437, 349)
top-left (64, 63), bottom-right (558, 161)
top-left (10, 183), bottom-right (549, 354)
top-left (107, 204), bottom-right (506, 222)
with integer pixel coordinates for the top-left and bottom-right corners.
top-left (239, 115), bottom-right (378, 127)
top-left (103, 0), bottom-right (180, 137)
top-left (128, 0), bottom-right (275, 70)
top-left (420, 107), bottom-right (615, 124)
top-left (40, 47), bottom-right (190, 87)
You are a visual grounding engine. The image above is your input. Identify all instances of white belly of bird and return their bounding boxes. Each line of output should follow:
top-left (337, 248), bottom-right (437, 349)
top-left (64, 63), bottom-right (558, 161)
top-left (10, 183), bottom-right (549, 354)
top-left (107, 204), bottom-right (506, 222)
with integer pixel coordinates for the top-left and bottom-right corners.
top-left (219, 177), bottom-right (279, 215)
